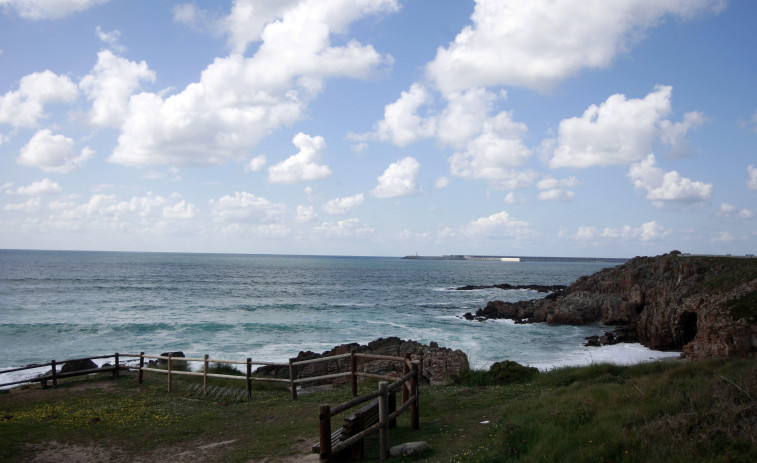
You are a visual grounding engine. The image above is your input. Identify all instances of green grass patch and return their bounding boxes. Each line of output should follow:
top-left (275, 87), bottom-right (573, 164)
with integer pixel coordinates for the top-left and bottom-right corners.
top-left (2, 358), bottom-right (756, 462)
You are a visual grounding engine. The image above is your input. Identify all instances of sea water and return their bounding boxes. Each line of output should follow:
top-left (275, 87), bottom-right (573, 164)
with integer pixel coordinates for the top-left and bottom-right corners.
top-left (0, 250), bottom-right (679, 381)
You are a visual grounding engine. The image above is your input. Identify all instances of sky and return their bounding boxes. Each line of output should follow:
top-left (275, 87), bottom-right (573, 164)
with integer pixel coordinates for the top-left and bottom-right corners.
top-left (0, 0), bottom-right (755, 258)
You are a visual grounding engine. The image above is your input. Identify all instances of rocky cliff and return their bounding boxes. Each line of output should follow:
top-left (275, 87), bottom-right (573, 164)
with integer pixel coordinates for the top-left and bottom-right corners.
top-left (464, 252), bottom-right (757, 359)
top-left (255, 337), bottom-right (469, 386)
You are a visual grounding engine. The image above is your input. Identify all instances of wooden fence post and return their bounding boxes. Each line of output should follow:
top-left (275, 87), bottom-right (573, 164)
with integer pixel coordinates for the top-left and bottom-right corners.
top-left (289, 358), bottom-right (297, 400)
top-left (350, 349), bottom-right (358, 397)
top-left (49, 360), bottom-right (57, 388)
top-left (318, 404), bottom-right (331, 462)
top-left (113, 353), bottom-right (119, 379)
top-left (167, 353), bottom-right (173, 393)
top-left (402, 353), bottom-right (410, 405)
top-left (138, 352), bottom-right (144, 384)
top-left (203, 354), bottom-right (209, 396)
top-left (378, 381), bottom-right (389, 462)
top-left (246, 357), bottom-right (252, 399)
top-left (411, 361), bottom-right (420, 430)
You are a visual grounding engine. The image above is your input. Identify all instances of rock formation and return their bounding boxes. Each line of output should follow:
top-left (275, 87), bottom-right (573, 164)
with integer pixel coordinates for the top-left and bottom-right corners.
top-left (463, 252), bottom-right (757, 360)
top-left (255, 337), bottom-right (469, 386)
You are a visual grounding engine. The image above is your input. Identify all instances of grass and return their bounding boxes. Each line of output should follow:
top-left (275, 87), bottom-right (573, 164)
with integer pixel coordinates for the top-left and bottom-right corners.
top-left (1, 358), bottom-right (755, 462)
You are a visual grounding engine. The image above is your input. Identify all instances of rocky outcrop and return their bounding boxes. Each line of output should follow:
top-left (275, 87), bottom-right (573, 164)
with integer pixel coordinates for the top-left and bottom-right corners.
top-left (454, 283), bottom-right (566, 293)
top-left (255, 337), bottom-right (469, 386)
top-left (464, 253), bottom-right (757, 360)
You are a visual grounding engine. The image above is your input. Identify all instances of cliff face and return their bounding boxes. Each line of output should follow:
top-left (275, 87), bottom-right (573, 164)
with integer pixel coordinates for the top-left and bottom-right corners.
top-left (469, 253), bottom-right (757, 359)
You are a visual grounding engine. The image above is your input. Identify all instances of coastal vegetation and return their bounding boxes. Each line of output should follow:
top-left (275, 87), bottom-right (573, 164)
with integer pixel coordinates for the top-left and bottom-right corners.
top-left (1, 357), bottom-right (755, 462)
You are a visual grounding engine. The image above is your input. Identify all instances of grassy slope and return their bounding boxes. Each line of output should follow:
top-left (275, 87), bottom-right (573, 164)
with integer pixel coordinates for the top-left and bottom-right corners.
top-left (1, 358), bottom-right (755, 462)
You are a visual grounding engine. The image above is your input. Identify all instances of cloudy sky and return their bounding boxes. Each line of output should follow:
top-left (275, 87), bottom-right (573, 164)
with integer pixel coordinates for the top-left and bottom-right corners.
top-left (0, 0), bottom-right (755, 257)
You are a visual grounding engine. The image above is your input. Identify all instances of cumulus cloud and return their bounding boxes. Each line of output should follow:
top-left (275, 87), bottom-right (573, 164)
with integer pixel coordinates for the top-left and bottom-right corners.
top-left (0, 70), bottom-right (78, 128)
top-left (162, 200), bottom-right (197, 220)
top-left (315, 217), bottom-right (374, 238)
top-left (569, 220), bottom-right (672, 242)
top-left (0, 0), bottom-right (110, 20)
top-left (79, 50), bottom-right (155, 127)
top-left (322, 193), bottom-right (364, 215)
top-left (462, 210), bottom-right (532, 239)
top-left (549, 86), bottom-right (704, 168)
top-left (15, 178), bottom-right (61, 196)
top-left (434, 177), bottom-right (450, 189)
top-left (371, 157), bottom-right (421, 198)
top-left (369, 83), bottom-right (435, 147)
top-left (448, 109), bottom-right (535, 188)
top-left (748, 164), bottom-right (757, 190)
top-left (711, 231), bottom-right (734, 243)
top-left (628, 154), bottom-right (712, 206)
top-left (268, 133), bottom-right (332, 184)
top-left (95, 26), bottom-right (125, 53)
top-left (718, 202), bottom-right (754, 219)
top-left (18, 130), bottom-right (95, 173)
top-left (3, 197), bottom-right (42, 212)
top-left (209, 191), bottom-right (286, 223)
top-left (425, 0), bottom-right (726, 94)
top-left (296, 204), bottom-right (318, 223)
top-left (536, 176), bottom-right (579, 201)
top-left (246, 155), bottom-right (267, 172)
top-left (108, 1), bottom-right (395, 168)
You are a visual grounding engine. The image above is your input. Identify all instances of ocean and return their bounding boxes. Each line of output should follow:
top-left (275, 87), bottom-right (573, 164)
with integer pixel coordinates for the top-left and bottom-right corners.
top-left (0, 250), bottom-right (679, 382)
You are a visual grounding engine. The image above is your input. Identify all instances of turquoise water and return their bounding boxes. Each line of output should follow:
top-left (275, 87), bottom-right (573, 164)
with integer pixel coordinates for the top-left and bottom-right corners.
top-left (0, 250), bottom-right (679, 374)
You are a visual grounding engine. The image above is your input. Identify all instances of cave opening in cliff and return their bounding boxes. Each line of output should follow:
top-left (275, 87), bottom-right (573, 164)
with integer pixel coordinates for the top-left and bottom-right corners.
top-left (678, 311), bottom-right (698, 345)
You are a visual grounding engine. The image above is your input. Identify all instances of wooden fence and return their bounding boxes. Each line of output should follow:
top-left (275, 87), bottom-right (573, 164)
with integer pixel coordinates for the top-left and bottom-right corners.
top-left (0, 354), bottom-right (123, 389)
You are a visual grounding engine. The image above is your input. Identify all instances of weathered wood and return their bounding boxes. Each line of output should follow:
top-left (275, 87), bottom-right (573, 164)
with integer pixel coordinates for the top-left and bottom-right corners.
top-left (292, 352), bottom-right (351, 367)
top-left (293, 371), bottom-right (351, 384)
top-left (354, 352), bottom-right (405, 362)
top-left (350, 349), bottom-right (358, 398)
top-left (203, 354), bottom-right (209, 395)
top-left (411, 361), bottom-right (419, 430)
top-left (113, 353), bottom-right (119, 379)
top-left (246, 358), bottom-right (252, 399)
top-left (138, 352), bottom-right (144, 384)
top-left (318, 404), bottom-right (332, 462)
top-left (289, 358), bottom-right (297, 400)
top-left (402, 353), bottom-right (410, 405)
top-left (379, 382), bottom-right (389, 462)
top-left (167, 354), bottom-right (173, 393)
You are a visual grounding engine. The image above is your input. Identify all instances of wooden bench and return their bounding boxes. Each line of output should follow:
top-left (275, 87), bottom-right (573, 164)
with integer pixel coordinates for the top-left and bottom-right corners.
top-left (313, 396), bottom-right (395, 461)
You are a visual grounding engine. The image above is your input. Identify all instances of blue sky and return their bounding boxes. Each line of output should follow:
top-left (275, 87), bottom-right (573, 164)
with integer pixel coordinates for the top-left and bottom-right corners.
top-left (0, 0), bottom-right (755, 257)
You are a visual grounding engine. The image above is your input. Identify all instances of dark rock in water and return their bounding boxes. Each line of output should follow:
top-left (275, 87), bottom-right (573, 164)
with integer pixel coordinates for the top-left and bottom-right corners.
top-left (472, 253), bottom-right (757, 360)
top-left (255, 337), bottom-right (468, 386)
top-left (60, 358), bottom-right (97, 373)
top-left (159, 351), bottom-right (186, 368)
top-left (454, 283), bottom-right (566, 293)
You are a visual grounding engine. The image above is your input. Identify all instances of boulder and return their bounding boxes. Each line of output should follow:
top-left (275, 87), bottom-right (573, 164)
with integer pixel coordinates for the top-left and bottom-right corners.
top-left (59, 358), bottom-right (97, 373)
top-left (390, 441), bottom-right (430, 458)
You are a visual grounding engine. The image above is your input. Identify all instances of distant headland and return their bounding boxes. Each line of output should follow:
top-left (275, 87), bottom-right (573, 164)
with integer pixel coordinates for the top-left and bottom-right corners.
top-left (402, 254), bottom-right (629, 263)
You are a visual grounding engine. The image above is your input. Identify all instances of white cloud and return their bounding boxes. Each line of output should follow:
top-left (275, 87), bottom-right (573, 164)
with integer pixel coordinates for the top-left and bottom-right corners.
top-left (503, 192), bottom-right (516, 205)
top-left (95, 26), bottom-right (125, 53)
top-left (434, 177), bottom-right (450, 189)
top-left (449, 109), bottom-right (534, 188)
top-left (718, 202), bottom-right (754, 219)
top-left (549, 86), bottom-right (702, 168)
top-left (218, 0), bottom-right (300, 55)
top-left (748, 164), bottom-right (757, 190)
top-left (426, 0), bottom-right (726, 94)
top-left (296, 204), bottom-right (318, 223)
top-left (18, 130), bottom-right (95, 173)
top-left (371, 157), bottom-right (421, 198)
top-left (3, 197), bottom-right (42, 212)
top-left (79, 50), bottom-right (155, 127)
top-left (536, 175), bottom-right (579, 201)
top-left (711, 231), bottom-right (734, 243)
top-left (315, 217), bottom-right (374, 239)
top-left (209, 191), bottom-right (286, 223)
top-left (246, 155), bottom-right (267, 172)
top-left (463, 210), bottom-right (532, 239)
top-left (369, 83), bottom-right (435, 147)
top-left (322, 193), bottom-right (364, 215)
top-left (162, 200), bottom-right (197, 220)
top-left (15, 178), bottom-right (61, 195)
top-left (268, 133), bottom-right (332, 184)
top-left (108, 1), bottom-right (394, 168)
top-left (0, 0), bottom-right (110, 20)
top-left (628, 154), bottom-right (712, 206)
top-left (0, 70), bottom-right (78, 128)
top-left (569, 220), bottom-right (672, 242)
